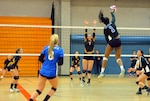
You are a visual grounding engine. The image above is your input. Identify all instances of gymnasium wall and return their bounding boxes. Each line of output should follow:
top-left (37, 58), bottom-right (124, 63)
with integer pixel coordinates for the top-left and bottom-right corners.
top-left (0, 0), bottom-right (150, 75)
top-left (70, 34), bottom-right (150, 74)
top-left (0, 16), bottom-right (52, 76)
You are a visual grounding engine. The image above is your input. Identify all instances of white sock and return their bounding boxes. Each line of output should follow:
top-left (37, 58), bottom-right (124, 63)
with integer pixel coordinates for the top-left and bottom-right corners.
top-left (100, 68), bottom-right (105, 73)
top-left (120, 65), bottom-right (124, 70)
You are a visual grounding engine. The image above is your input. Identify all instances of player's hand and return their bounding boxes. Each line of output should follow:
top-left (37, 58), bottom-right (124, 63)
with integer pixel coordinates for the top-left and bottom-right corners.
top-left (84, 20), bottom-right (89, 26)
top-left (93, 19), bottom-right (97, 26)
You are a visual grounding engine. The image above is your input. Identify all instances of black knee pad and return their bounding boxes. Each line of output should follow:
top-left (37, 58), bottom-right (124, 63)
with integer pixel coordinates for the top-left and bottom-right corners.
top-left (70, 72), bottom-right (72, 75)
top-left (36, 89), bottom-right (42, 95)
top-left (137, 75), bottom-right (139, 77)
top-left (51, 87), bottom-right (57, 92)
top-left (14, 76), bottom-right (19, 80)
top-left (147, 78), bottom-right (150, 81)
top-left (136, 81), bottom-right (139, 85)
top-left (88, 71), bottom-right (91, 74)
top-left (82, 70), bottom-right (86, 73)
top-left (78, 71), bottom-right (81, 75)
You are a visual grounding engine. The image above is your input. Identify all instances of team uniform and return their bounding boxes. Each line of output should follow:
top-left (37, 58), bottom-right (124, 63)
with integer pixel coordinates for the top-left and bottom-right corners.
top-left (4, 56), bottom-right (21, 71)
top-left (39, 45), bottom-right (64, 79)
top-left (83, 29), bottom-right (96, 60)
top-left (104, 12), bottom-right (121, 48)
top-left (71, 56), bottom-right (80, 68)
top-left (135, 56), bottom-right (150, 76)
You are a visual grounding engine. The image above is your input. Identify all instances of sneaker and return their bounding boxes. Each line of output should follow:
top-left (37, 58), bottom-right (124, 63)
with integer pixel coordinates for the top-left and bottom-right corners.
top-left (146, 88), bottom-right (150, 95)
top-left (98, 73), bottom-right (105, 78)
top-left (80, 79), bottom-right (85, 87)
top-left (136, 91), bottom-right (142, 95)
top-left (9, 88), bottom-right (14, 93)
top-left (119, 69), bottom-right (125, 77)
top-left (14, 88), bottom-right (20, 92)
top-left (87, 81), bottom-right (90, 86)
top-left (0, 76), bottom-right (3, 80)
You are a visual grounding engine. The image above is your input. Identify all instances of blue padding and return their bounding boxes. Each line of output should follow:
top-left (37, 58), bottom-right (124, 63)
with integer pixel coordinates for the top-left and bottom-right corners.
top-left (71, 34), bottom-right (150, 44)
top-left (70, 34), bottom-right (150, 74)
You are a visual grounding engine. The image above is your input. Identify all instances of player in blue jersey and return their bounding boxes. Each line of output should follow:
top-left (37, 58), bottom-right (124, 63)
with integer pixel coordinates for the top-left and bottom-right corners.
top-left (98, 9), bottom-right (125, 78)
top-left (29, 34), bottom-right (64, 101)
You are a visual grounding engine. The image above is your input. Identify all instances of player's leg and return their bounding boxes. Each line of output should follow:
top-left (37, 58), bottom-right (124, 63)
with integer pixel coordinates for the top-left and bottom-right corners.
top-left (82, 59), bottom-right (87, 82)
top-left (87, 60), bottom-right (94, 85)
top-left (13, 68), bottom-right (20, 92)
top-left (43, 77), bottom-right (58, 101)
top-left (76, 66), bottom-right (82, 81)
top-left (115, 46), bottom-right (125, 77)
top-left (98, 44), bottom-right (113, 78)
top-left (29, 75), bottom-right (47, 101)
top-left (69, 67), bottom-right (74, 81)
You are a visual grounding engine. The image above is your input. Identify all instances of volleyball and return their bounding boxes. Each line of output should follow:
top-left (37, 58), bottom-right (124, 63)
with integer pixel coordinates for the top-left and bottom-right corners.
top-left (110, 5), bottom-right (117, 12)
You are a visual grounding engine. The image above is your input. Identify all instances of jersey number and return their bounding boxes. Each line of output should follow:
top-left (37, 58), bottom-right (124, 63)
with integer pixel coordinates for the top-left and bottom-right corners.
top-left (109, 26), bottom-right (115, 33)
top-left (48, 51), bottom-right (54, 60)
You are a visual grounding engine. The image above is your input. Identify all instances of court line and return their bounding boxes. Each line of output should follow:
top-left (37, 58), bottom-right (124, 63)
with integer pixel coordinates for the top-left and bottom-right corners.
top-left (18, 84), bottom-right (36, 101)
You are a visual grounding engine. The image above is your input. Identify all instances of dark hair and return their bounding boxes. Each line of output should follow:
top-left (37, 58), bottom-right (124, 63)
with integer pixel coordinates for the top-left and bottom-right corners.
top-left (16, 48), bottom-right (21, 53)
top-left (98, 10), bottom-right (109, 25)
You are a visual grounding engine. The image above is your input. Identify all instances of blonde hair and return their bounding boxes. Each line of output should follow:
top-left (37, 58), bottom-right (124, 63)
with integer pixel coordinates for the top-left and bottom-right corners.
top-left (49, 34), bottom-right (59, 59)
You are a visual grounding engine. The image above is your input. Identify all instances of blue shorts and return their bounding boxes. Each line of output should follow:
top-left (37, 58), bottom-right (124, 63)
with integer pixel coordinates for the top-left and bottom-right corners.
top-left (40, 73), bottom-right (56, 79)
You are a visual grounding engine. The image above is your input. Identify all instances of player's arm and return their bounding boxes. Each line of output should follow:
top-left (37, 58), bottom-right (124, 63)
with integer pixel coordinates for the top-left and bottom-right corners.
top-left (84, 29), bottom-right (88, 42)
top-left (58, 57), bottom-right (63, 66)
top-left (111, 12), bottom-right (115, 24)
top-left (39, 54), bottom-right (44, 63)
top-left (93, 19), bottom-right (96, 41)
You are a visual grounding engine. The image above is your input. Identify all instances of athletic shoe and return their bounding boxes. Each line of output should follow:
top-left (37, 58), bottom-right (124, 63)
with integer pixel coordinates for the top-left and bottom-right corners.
top-left (14, 88), bottom-right (20, 92)
top-left (87, 81), bottom-right (90, 86)
top-left (119, 69), bottom-right (125, 77)
top-left (136, 91), bottom-right (142, 95)
top-left (9, 88), bottom-right (14, 93)
top-left (0, 76), bottom-right (3, 80)
top-left (146, 88), bottom-right (150, 95)
top-left (98, 73), bottom-right (105, 78)
top-left (80, 79), bottom-right (85, 87)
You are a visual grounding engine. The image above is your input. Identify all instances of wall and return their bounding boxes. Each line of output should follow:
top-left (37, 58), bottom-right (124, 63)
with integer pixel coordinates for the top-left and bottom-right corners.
top-left (0, 0), bottom-right (150, 75)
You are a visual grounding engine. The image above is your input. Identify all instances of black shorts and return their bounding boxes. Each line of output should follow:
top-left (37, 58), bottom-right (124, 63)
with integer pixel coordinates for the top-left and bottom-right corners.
top-left (108, 39), bottom-right (121, 48)
top-left (72, 65), bottom-right (79, 68)
top-left (144, 72), bottom-right (150, 77)
top-left (40, 73), bottom-right (56, 79)
top-left (4, 66), bottom-right (15, 72)
top-left (83, 56), bottom-right (94, 60)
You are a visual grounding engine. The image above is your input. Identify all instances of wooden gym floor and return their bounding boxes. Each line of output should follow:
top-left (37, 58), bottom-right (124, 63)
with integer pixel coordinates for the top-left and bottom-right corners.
top-left (0, 75), bottom-right (150, 101)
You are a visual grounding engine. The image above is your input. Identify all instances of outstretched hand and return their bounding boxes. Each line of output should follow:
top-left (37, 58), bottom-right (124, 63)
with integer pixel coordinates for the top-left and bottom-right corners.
top-left (93, 19), bottom-right (97, 26)
top-left (84, 20), bottom-right (89, 26)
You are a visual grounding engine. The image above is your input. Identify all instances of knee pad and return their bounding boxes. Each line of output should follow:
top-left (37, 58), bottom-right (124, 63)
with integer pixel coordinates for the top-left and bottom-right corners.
top-left (103, 57), bottom-right (108, 61)
top-left (88, 71), bottom-right (91, 74)
top-left (36, 89), bottom-right (42, 95)
top-left (51, 87), bottom-right (57, 92)
top-left (147, 78), bottom-right (150, 81)
top-left (14, 76), bottom-right (19, 80)
top-left (78, 71), bottom-right (81, 75)
top-left (136, 81), bottom-right (139, 85)
top-left (137, 75), bottom-right (139, 77)
top-left (82, 70), bottom-right (86, 73)
top-left (116, 58), bottom-right (121, 63)
top-left (70, 72), bottom-right (72, 75)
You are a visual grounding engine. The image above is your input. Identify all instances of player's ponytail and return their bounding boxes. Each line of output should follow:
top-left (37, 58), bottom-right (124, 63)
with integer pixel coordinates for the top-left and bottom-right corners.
top-left (98, 10), bottom-right (109, 25)
top-left (49, 34), bottom-right (59, 59)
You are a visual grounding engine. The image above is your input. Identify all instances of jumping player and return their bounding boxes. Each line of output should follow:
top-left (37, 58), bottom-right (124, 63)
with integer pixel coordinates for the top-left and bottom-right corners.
top-left (69, 51), bottom-right (82, 84)
top-left (98, 9), bottom-right (125, 78)
top-left (82, 19), bottom-right (97, 85)
top-left (29, 34), bottom-right (64, 101)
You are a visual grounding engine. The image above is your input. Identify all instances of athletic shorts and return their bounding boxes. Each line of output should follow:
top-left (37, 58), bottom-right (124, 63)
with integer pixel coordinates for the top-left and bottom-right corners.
top-left (4, 66), bottom-right (15, 72)
top-left (108, 39), bottom-right (121, 48)
top-left (40, 73), bottom-right (56, 79)
top-left (72, 65), bottom-right (79, 68)
top-left (144, 72), bottom-right (150, 77)
top-left (83, 56), bottom-right (94, 60)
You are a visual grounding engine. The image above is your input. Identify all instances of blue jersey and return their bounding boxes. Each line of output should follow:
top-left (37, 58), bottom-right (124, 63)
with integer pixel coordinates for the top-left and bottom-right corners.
top-left (39, 45), bottom-right (64, 77)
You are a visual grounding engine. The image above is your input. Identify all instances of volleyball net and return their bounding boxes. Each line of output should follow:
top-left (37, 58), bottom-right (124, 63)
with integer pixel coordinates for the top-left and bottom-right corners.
top-left (0, 24), bottom-right (150, 76)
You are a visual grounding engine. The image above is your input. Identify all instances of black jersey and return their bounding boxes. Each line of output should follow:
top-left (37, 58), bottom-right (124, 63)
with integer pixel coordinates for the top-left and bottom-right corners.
top-left (12, 56), bottom-right (21, 69)
top-left (84, 29), bottom-right (96, 53)
top-left (104, 12), bottom-right (119, 43)
top-left (137, 56), bottom-right (150, 73)
top-left (72, 56), bottom-right (80, 66)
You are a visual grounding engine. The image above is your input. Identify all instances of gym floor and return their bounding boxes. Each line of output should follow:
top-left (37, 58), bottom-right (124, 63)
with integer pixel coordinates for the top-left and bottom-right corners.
top-left (0, 75), bottom-right (149, 101)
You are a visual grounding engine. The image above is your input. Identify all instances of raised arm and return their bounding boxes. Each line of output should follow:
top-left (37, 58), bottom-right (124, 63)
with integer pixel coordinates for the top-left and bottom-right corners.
top-left (111, 12), bottom-right (115, 24)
